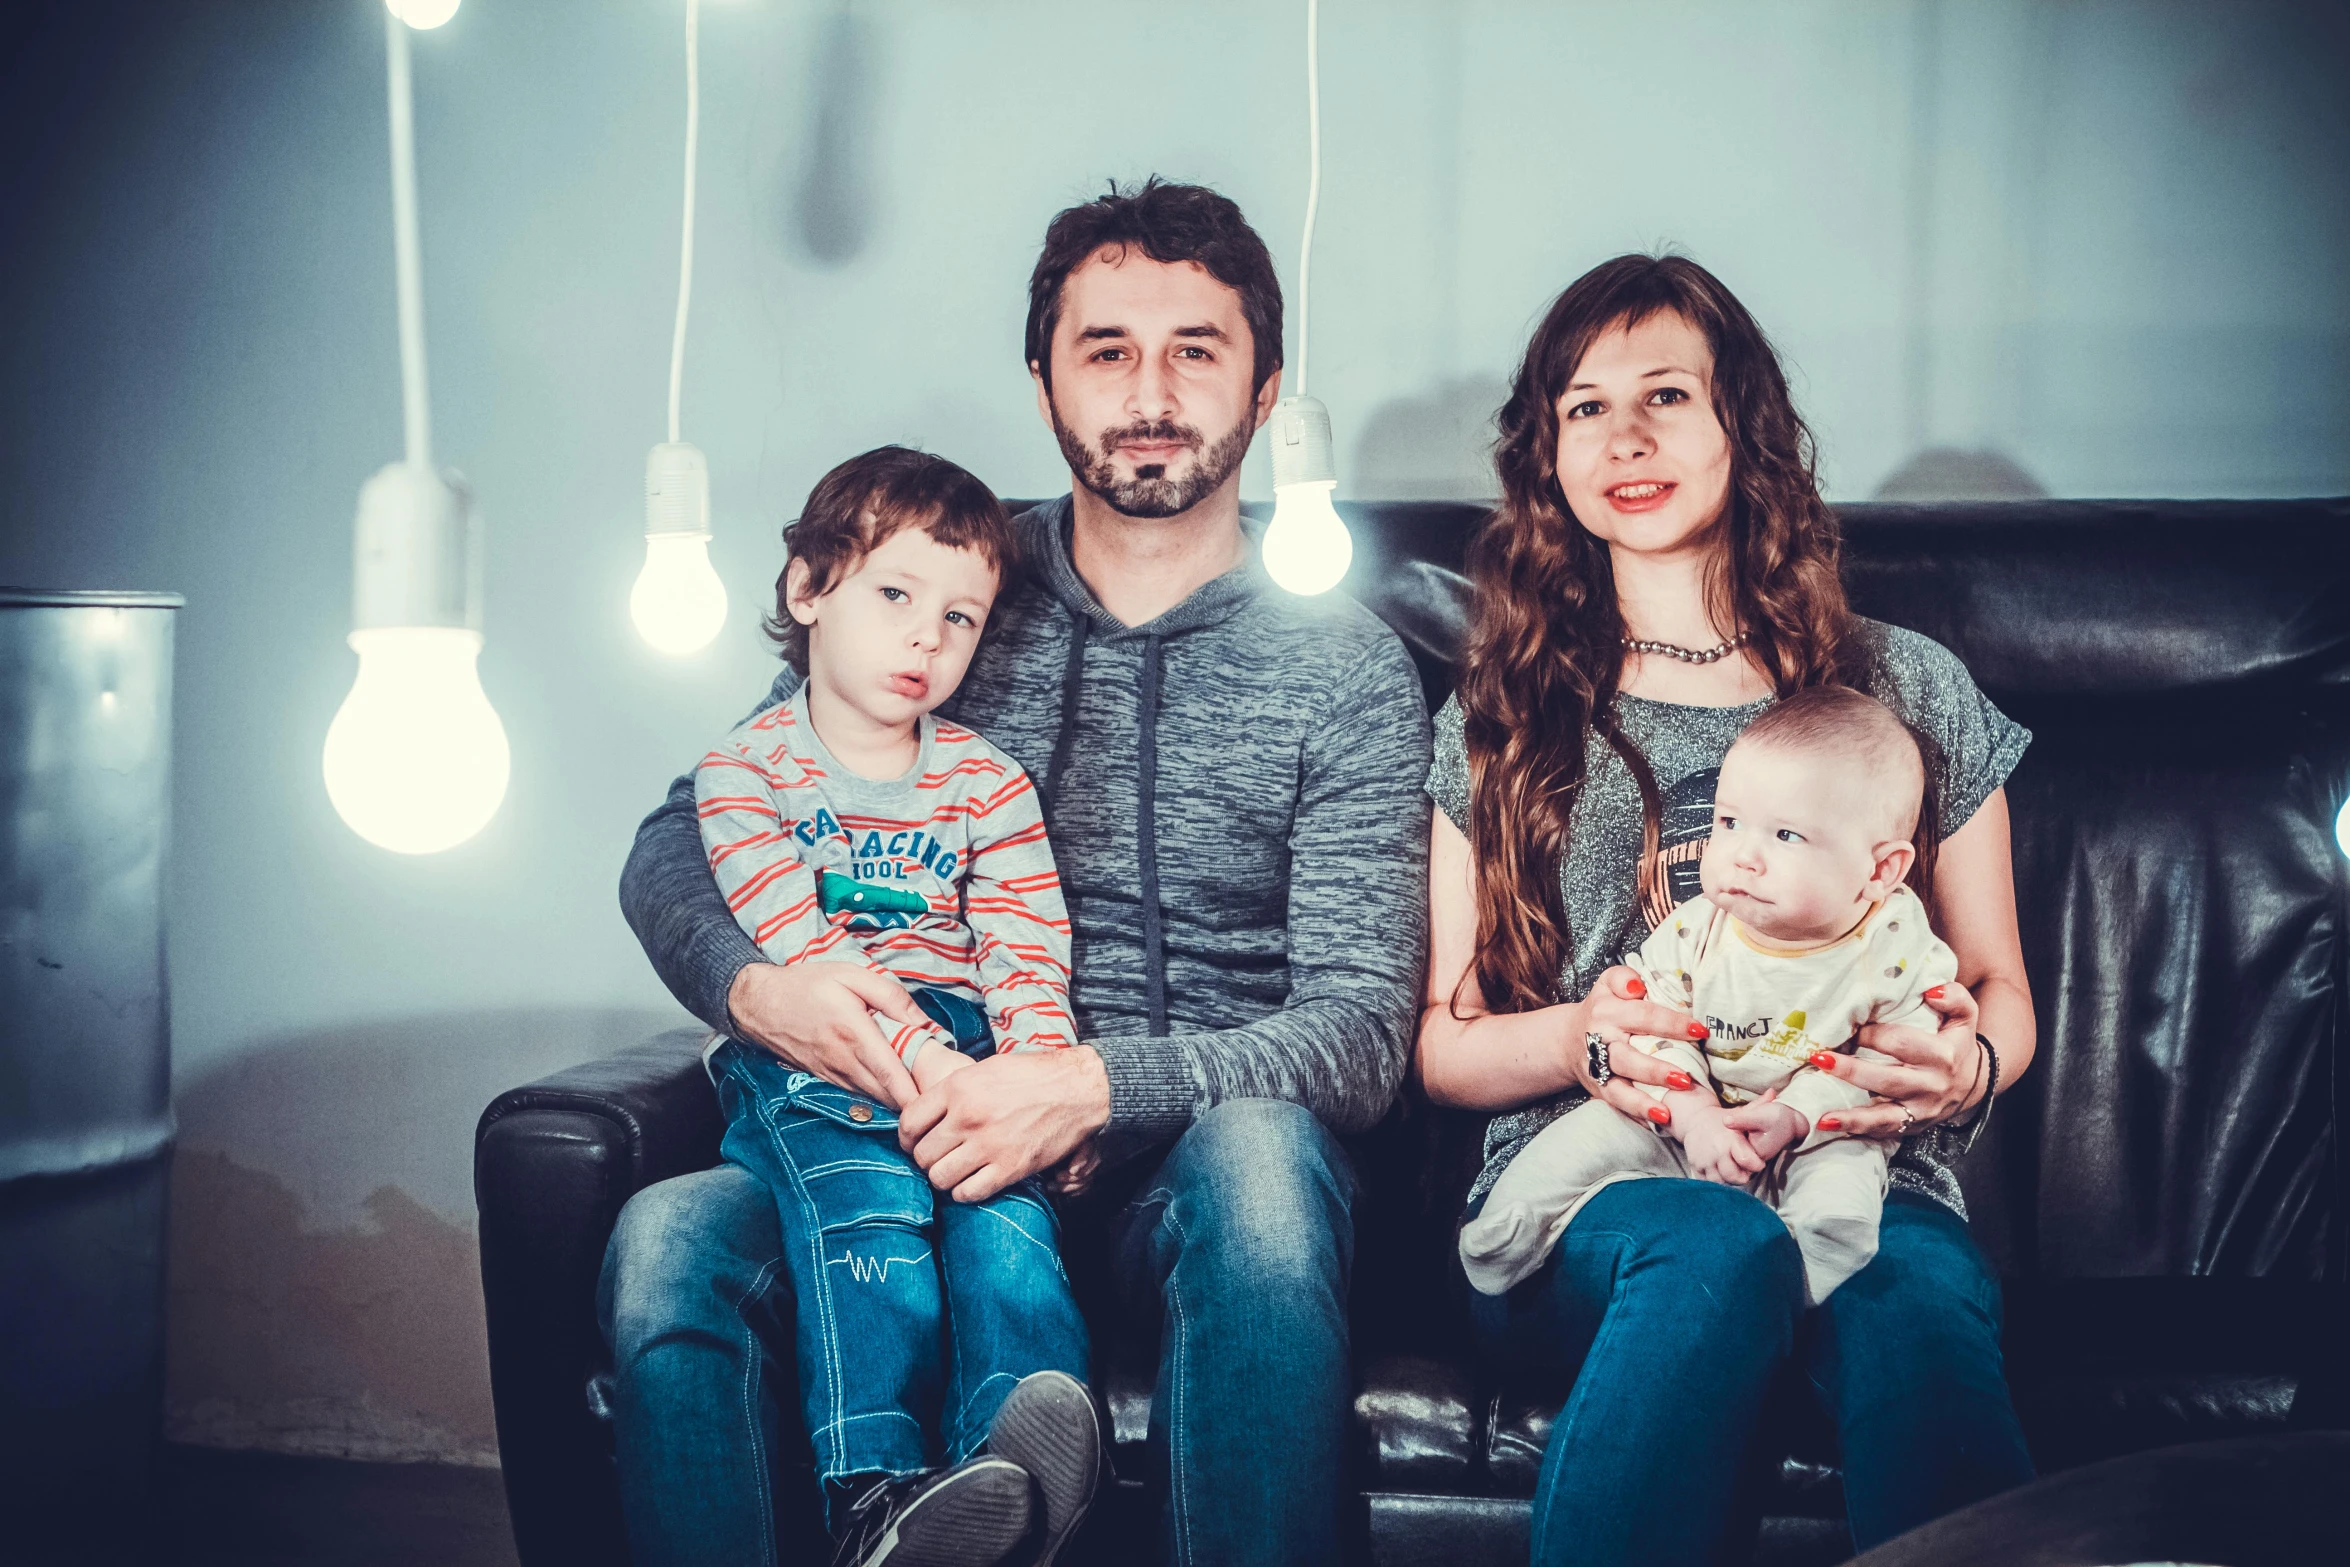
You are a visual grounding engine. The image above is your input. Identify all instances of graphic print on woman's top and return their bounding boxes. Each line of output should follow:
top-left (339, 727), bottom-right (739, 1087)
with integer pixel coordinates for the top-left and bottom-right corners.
top-left (694, 684), bottom-right (1075, 1067)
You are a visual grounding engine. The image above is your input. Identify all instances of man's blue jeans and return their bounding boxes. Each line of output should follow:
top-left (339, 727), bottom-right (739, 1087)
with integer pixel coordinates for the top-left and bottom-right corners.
top-left (600, 1094), bottom-right (1355, 1567)
top-left (711, 1038), bottom-right (1088, 1524)
top-left (1469, 1179), bottom-right (2035, 1566)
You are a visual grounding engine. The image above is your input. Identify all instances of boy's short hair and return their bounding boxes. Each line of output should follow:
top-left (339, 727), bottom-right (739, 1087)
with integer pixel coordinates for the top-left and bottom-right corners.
top-left (1733, 686), bottom-right (1928, 839)
top-left (767, 446), bottom-right (1013, 673)
top-left (1024, 177), bottom-right (1284, 397)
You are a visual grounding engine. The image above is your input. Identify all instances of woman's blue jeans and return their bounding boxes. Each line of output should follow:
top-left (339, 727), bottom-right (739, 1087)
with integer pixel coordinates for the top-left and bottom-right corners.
top-left (1470, 1178), bottom-right (2034, 1565)
top-left (712, 1038), bottom-right (1089, 1522)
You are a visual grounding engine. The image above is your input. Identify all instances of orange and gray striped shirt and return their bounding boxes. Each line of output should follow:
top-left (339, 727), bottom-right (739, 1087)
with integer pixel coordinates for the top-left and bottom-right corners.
top-left (694, 684), bottom-right (1075, 1065)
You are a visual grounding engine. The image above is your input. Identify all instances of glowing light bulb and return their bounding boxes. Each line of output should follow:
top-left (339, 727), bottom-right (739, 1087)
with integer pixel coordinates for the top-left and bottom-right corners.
top-left (635, 441), bottom-right (727, 655)
top-left (324, 627), bottom-right (510, 854)
top-left (1262, 395), bottom-right (1352, 596)
top-left (1264, 479), bottom-right (1353, 596)
top-left (632, 534), bottom-right (729, 655)
top-left (384, 0), bottom-right (462, 29)
top-left (2335, 797), bottom-right (2350, 859)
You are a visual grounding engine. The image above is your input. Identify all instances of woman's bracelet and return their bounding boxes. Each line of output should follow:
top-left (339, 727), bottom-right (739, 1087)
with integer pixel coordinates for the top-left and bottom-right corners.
top-left (1955, 1032), bottom-right (2001, 1152)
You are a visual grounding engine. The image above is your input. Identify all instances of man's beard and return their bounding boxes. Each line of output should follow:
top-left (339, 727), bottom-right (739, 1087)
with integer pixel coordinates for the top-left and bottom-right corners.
top-left (1051, 403), bottom-right (1256, 520)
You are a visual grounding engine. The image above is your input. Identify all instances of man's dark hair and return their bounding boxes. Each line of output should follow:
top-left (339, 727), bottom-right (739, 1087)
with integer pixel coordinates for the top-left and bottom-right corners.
top-left (1024, 177), bottom-right (1285, 397)
top-left (767, 446), bottom-right (1012, 674)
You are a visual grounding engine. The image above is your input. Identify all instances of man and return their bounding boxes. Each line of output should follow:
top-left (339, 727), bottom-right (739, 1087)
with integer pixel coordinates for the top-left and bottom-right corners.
top-left (605, 178), bottom-right (1431, 1567)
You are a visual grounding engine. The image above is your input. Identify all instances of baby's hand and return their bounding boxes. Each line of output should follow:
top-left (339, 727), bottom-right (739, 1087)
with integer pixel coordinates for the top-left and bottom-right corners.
top-left (1722, 1095), bottom-right (1810, 1163)
top-left (1670, 1096), bottom-right (1769, 1187)
top-left (908, 1041), bottom-right (972, 1096)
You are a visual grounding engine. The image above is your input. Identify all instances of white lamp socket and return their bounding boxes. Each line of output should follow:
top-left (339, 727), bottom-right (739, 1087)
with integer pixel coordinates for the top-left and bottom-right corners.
top-left (352, 461), bottom-right (479, 632)
top-left (1268, 395), bottom-right (1336, 489)
top-left (646, 441), bottom-right (711, 539)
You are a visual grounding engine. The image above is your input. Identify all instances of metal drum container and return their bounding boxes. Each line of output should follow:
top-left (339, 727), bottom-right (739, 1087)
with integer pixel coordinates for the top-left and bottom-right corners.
top-left (0, 589), bottom-right (178, 1546)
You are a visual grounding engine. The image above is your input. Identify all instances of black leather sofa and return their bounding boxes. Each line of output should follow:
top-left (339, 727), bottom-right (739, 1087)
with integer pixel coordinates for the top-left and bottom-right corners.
top-left (475, 498), bottom-right (2350, 1566)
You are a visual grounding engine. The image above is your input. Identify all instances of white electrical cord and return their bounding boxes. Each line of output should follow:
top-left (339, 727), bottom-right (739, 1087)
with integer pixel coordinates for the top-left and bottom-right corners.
top-left (668, 0), bottom-right (701, 445)
top-left (385, 8), bottom-right (432, 471)
top-left (1295, 0), bottom-right (1321, 399)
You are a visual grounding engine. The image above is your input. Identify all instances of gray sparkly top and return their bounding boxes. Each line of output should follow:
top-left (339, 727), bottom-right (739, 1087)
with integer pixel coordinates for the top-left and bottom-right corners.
top-left (1426, 618), bottom-right (2032, 1216)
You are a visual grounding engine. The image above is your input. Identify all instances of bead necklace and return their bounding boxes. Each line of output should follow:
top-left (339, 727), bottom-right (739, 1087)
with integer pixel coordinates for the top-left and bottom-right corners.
top-left (1620, 630), bottom-right (1750, 665)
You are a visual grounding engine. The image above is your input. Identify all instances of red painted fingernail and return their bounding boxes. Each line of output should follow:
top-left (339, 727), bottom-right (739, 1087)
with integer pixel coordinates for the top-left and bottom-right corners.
top-left (1666, 1071), bottom-right (1696, 1092)
top-left (1624, 975), bottom-right (1647, 998)
top-left (1819, 1115), bottom-right (1842, 1130)
top-left (1924, 986), bottom-right (1946, 1000)
top-left (1809, 1052), bottom-right (1839, 1070)
top-left (1686, 1023), bottom-right (1709, 1040)
top-left (1645, 1105), bottom-right (1672, 1126)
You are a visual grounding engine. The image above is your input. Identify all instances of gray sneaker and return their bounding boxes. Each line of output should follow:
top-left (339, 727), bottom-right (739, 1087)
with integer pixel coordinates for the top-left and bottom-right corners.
top-left (828, 1456), bottom-right (1034, 1567)
top-left (983, 1371), bottom-right (1104, 1567)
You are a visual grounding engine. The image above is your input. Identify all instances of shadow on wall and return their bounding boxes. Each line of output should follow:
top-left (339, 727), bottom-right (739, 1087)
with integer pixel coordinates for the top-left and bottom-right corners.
top-left (1350, 379), bottom-right (1509, 503)
top-left (793, 1), bottom-right (880, 266)
top-left (167, 1006), bottom-right (692, 1466)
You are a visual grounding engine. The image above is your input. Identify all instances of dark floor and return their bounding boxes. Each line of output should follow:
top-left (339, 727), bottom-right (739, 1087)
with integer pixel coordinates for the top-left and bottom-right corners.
top-left (19, 1444), bottom-right (520, 1567)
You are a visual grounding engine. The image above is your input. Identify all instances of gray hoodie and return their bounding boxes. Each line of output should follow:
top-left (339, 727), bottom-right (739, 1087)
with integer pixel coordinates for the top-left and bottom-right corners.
top-left (620, 495), bottom-right (1433, 1143)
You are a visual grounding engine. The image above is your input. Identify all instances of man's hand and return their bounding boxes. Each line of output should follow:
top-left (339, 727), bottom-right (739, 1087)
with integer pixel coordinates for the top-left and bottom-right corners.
top-left (727, 961), bottom-right (926, 1110)
top-left (899, 1047), bottom-right (1112, 1203)
top-left (1722, 1094), bottom-right (1809, 1163)
top-left (1668, 1094), bottom-right (1767, 1186)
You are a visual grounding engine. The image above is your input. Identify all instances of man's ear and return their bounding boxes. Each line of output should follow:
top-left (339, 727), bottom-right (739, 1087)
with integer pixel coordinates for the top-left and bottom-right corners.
top-left (1252, 362), bottom-right (1284, 431)
top-left (1031, 363), bottom-right (1055, 433)
top-left (1871, 839), bottom-right (1918, 897)
top-left (783, 557), bottom-right (821, 627)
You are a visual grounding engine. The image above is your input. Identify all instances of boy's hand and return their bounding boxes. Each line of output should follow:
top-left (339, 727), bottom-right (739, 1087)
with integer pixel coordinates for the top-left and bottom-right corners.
top-left (1723, 1094), bottom-right (1809, 1162)
top-left (908, 1043), bottom-right (972, 1096)
top-left (1669, 1095), bottom-right (1769, 1186)
top-left (1041, 1137), bottom-right (1103, 1198)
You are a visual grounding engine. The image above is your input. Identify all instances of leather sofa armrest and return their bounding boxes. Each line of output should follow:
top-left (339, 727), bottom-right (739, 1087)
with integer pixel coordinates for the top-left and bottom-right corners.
top-left (473, 1026), bottom-right (721, 1567)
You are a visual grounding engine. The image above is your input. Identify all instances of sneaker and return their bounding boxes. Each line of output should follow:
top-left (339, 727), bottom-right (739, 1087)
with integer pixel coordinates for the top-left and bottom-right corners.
top-left (983, 1371), bottom-right (1105, 1567)
top-left (828, 1457), bottom-right (1035, 1567)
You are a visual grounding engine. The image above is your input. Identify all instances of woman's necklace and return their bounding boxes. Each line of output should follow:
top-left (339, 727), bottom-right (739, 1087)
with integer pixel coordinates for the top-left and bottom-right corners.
top-left (1620, 629), bottom-right (1751, 665)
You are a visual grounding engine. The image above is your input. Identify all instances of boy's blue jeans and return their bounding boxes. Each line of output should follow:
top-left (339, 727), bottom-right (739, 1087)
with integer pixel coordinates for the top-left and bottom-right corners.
top-left (711, 997), bottom-right (1088, 1520)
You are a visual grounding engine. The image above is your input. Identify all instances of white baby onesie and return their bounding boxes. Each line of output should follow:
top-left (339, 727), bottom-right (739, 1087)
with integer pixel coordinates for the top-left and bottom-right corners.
top-left (1459, 885), bottom-right (1956, 1306)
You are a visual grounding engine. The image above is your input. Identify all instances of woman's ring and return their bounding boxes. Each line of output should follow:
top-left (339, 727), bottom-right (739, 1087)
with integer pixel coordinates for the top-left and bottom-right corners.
top-left (1586, 1032), bottom-right (1613, 1087)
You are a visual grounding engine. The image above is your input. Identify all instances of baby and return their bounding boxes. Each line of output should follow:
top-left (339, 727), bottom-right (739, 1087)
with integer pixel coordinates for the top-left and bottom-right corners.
top-left (695, 447), bottom-right (1098, 1567)
top-left (1460, 686), bottom-right (1955, 1307)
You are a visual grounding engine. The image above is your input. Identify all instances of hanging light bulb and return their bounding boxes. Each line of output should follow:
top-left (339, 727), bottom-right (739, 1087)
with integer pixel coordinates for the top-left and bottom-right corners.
top-left (633, 0), bottom-right (728, 656)
top-left (1264, 396), bottom-right (1353, 595)
top-left (325, 5), bottom-right (510, 854)
top-left (632, 442), bottom-right (728, 654)
top-left (384, 0), bottom-right (462, 30)
top-left (1259, 0), bottom-right (1352, 598)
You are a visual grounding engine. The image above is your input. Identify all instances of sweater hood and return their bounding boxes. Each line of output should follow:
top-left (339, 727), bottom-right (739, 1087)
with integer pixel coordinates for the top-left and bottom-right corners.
top-left (1016, 493), bottom-right (1272, 640)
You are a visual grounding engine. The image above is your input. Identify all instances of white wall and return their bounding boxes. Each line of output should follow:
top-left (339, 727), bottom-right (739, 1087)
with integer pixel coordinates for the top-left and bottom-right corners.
top-left (0, 0), bottom-right (2341, 1465)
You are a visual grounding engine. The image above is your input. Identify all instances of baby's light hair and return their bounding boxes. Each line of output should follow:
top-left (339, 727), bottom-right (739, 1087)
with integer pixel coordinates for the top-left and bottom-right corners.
top-left (1731, 687), bottom-right (1928, 842)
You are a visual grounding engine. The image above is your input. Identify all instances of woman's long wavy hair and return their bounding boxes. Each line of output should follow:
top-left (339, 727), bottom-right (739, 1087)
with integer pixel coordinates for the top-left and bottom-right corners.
top-left (1460, 254), bottom-right (1859, 1015)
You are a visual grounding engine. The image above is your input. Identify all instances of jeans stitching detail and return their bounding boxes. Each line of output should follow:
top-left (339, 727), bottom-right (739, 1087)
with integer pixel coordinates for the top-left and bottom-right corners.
top-left (1160, 1203), bottom-right (1195, 1567)
top-left (733, 1254), bottom-right (785, 1567)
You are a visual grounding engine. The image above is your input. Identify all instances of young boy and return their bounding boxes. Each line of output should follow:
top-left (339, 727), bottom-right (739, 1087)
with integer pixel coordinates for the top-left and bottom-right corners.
top-left (696, 447), bottom-right (1099, 1567)
top-left (1459, 687), bottom-right (1958, 1307)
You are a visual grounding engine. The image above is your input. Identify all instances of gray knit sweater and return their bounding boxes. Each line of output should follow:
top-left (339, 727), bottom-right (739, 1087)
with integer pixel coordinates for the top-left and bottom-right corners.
top-left (621, 495), bottom-right (1434, 1146)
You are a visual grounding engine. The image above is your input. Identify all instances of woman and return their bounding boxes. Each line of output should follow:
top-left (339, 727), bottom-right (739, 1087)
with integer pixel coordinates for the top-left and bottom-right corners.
top-left (1415, 254), bottom-right (2038, 1565)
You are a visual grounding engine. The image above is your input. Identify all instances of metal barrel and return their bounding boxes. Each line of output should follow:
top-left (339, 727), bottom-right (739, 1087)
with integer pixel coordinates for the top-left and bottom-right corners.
top-left (0, 588), bottom-right (179, 1549)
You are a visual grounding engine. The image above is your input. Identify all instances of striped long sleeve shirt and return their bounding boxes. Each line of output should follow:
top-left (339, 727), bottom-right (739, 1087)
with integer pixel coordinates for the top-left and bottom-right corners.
top-left (694, 684), bottom-right (1075, 1065)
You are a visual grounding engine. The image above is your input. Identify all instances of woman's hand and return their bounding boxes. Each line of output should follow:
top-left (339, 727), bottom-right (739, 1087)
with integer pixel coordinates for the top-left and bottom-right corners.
top-left (1808, 983), bottom-right (1984, 1141)
top-left (1572, 966), bottom-right (1709, 1129)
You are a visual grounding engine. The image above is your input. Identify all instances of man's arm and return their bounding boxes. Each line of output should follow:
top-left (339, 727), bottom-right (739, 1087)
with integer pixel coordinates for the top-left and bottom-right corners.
top-left (618, 668), bottom-right (801, 1034)
top-left (1099, 631), bottom-right (1434, 1139)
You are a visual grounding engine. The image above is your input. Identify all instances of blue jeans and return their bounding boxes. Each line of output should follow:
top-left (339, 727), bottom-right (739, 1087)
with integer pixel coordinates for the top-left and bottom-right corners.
top-left (1101, 1099), bottom-right (1358, 1567)
top-left (712, 1037), bottom-right (1088, 1524)
top-left (1469, 1179), bottom-right (2034, 1565)
top-left (600, 1095), bottom-right (1355, 1567)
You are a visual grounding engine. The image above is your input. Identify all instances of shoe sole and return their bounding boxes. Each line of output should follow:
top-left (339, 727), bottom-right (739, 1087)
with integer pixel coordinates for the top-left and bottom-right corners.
top-left (860, 1457), bottom-right (1033, 1567)
top-left (984, 1371), bottom-right (1103, 1567)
